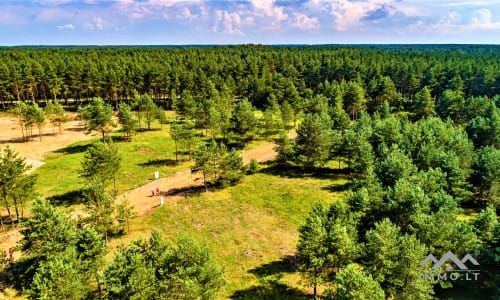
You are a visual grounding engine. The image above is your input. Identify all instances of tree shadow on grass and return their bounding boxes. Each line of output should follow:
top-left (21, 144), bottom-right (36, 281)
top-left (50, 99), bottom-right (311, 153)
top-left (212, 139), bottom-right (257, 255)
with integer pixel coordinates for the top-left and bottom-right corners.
top-left (47, 189), bottom-right (84, 207)
top-left (248, 255), bottom-right (298, 277)
top-left (230, 256), bottom-right (308, 300)
top-left (230, 282), bottom-right (309, 300)
top-left (260, 163), bottom-right (350, 181)
top-left (54, 143), bottom-right (91, 154)
top-left (162, 185), bottom-right (206, 198)
top-left (138, 158), bottom-right (178, 167)
top-left (321, 181), bottom-right (354, 193)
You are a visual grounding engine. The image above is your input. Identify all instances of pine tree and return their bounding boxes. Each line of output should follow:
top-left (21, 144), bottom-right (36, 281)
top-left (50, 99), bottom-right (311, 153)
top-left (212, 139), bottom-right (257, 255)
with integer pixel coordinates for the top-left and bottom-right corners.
top-left (324, 264), bottom-right (385, 300)
top-left (80, 141), bottom-right (121, 191)
top-left (294, 113), bottom-right (332, 168)
top-left (117, 102), bottom-right (138, 140)
top-left (45, 100), bottom-right (68, 134)
top-left (0, 146), bottom-right (36, 226)
top-left (79, 97), bottom-right (116, 142)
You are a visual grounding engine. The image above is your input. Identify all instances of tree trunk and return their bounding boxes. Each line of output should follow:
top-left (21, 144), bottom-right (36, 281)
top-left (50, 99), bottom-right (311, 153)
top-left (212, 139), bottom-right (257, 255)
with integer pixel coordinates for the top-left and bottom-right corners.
top-left (4, 201), bottom-right (13, 225)
top-left (203, 171), bottom-right (208, 192)
top-left (175, 140), bottom-right (178, 162)
top-left (313, 268), bottom-right (317, 298)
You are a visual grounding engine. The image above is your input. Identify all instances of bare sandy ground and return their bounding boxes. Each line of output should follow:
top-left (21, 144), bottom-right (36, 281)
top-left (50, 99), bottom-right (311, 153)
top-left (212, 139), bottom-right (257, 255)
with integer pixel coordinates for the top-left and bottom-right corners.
top-left (0, 113), bottom-right (97, 172)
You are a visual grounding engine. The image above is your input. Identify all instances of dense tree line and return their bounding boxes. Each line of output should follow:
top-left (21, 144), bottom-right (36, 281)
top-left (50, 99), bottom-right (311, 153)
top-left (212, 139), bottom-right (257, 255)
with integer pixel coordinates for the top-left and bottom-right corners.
top-left (0, 45), bottom-right (499, 112)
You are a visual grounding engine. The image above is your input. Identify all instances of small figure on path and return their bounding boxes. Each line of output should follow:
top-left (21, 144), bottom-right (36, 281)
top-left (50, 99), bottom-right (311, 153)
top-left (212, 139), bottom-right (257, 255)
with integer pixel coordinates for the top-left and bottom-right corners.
top-left (155, 186), bottom-right (160, 196)
top-left (8, 248), bottom-right (14, 263)
top-left (151, 189), bottom-right (155, 197)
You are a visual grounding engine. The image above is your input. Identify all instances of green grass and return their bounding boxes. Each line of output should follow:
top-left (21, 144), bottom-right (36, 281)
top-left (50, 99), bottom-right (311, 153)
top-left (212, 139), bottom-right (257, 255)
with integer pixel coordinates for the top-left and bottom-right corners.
top-left (34, 122), bottom-right (191, 201)
top-left (127, 170), bottom-right (350, 299)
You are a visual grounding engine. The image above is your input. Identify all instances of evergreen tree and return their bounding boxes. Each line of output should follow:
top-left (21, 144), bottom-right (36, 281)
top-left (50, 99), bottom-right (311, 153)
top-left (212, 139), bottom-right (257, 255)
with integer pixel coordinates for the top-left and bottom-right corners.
top-left (83, 180), bottom-right (115, 242)
top-left (293, 113), bottom-right (332, 168)
top-left (28, 249), bottom-right (90, 300)
top-left (219, 150), bottom-right (244, 187)
top-left (471, 147), bottom-right (499, 206)
top-left (45, 100), bottom-right (68, 134)
top-left (117, 102), bottom-right (138, 140)
top-left (324, 264), bottom-right (385, 300)
top-left (101, 232), bottom-right (225, 299)
top-left (80, 141), bottom-right (121, 190)
top-left (297, 204), bottom-right (328, 298)
top-left (230, 98), bottom-right (257, 145)
top-left (413, 86), bottom-right (435, 119)
top-left (0, 146), bottom-right (36, 226)
top-left (79, 97), bottom-right (116, 142)
top-left (275, 131), bottom-right (295, 165)
top-left (141, 93), bottom-right (158, 130)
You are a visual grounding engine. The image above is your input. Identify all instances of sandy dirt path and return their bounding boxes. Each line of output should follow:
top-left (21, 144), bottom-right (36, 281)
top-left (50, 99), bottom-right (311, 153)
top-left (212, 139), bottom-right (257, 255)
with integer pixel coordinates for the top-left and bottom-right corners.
top-left (118, 133), bottom-right (296, 218)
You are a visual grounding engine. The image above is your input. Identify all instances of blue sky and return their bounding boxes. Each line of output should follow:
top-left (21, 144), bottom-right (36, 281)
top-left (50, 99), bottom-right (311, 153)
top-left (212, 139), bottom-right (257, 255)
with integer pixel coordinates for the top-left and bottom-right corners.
top-left (1, 0), bottom-right (499, 45)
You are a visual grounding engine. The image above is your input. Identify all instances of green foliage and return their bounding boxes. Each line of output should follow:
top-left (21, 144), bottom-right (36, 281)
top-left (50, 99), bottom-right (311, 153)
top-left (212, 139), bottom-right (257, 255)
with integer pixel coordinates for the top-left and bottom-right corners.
top-left (101, 232), bottom-right (225, 300)
top-left (83, 180), bottom-right (116, 241)
top-left (293, 113), bottom-right (333, 168)
top-left (12, 102), bottom-right (45, 141)
top-left (231, 98), bottom-right (257, 145)
top-left (363, 219), bottom-right (434, 299)
top-left (0, 146), bottom-right (36, 225)
top-left (80, 140), bottom-right (121, 189)
top-left (28, 249), bottom-right (90, 300)
top-left (471, 146), bottom-right (499, 206)
top-left (281, 101), bottom-right (294, 129)
top-left (115, 197), bottom-right (137, 234)
top-left (19, 199), bottom-right (108, 298)
top-left (45, 100), bottom-right (68, 134)
top-left (297, 204), bottom-right (329, 297)
top-left (79, 97), bottom-right (116, 141)
top-left (20, 198), bottom-right (77, 261)
top-left (275, 131), bottom-right (295, 165)
top-left (413, 86), bottom-right (436, 119)
top-left (324, 264), bottom-right (385, 300)
top-left (176, 91), bottom-right (197, 120)
top-left (343, 81), bottom-right (367, 119)
top-left (297, 202), bottom-right (360, 297)
top-left (140, 94), bottom-right (158, 131)
top-left (219, 150), bottom-right (244, 187)
top-left (117, 102), bottom-right (138, 140)
top-left (246, 158), bottom-right (260, 175)
top-left (192, 140), bottom-right (244, 190)
top-left (376, 147), bottom-right (417, 187)
top-left (170, 121), bottom-right (197, 162)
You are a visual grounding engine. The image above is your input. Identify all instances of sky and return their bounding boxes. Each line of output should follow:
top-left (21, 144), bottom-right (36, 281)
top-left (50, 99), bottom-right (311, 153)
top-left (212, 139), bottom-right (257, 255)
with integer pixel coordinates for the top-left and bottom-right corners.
top-left (0, 0), bottom-right (499, 45)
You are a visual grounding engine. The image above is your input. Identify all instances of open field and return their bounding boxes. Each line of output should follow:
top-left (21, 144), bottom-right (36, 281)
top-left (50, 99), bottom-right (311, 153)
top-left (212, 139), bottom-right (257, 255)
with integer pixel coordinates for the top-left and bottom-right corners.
top-left (113, 170), bottom-right (350, 299)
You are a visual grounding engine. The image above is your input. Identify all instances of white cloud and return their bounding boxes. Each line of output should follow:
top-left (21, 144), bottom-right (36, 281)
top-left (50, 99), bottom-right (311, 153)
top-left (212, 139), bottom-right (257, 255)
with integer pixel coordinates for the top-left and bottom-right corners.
top-left (146, 0), bottom-right (201, 7)
top-left (291, 12), bottom-right (319, 30)
top-left (57, 23), bottom-right (75, 30)
top-left (250, 0), bottom-right (288, 21)
top-left (472, 8), bottom-right (492, 24)
top-left (213, 10), bottom-right (247, 34)
top-left (84, 17), bottom-right (104, 30)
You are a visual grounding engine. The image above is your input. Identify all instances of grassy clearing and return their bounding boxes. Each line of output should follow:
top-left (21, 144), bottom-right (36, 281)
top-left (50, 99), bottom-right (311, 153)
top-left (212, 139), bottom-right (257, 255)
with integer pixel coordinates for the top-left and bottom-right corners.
top-left (118, 169), bottom-right (350, 299)
top-left (34, 121), bottom-right (190, 202)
